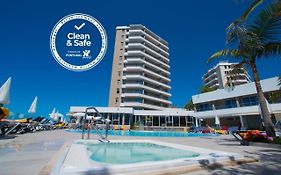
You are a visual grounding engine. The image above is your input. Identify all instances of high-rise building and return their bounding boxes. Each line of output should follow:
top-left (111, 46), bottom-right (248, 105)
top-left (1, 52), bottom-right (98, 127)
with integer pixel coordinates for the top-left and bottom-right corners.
top-left (108, 24), bottom-right (172, 110)
top-left (203, 61), bottom-right (251, 90)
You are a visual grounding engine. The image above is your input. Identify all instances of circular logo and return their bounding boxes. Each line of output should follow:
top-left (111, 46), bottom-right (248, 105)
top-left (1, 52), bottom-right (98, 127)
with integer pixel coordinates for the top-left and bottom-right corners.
top-left (50, 13), bottom-right (107, 71)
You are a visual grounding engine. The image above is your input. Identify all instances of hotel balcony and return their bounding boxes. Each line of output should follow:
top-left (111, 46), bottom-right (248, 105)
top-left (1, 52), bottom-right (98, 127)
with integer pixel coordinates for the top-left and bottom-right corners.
top-left (123, 75), bottom-right (171, 90)
top-left (126, 35), bottom-right (169, 58)
top-left (126, 43), bottom-right (169, 63)
top-left (205, 77), bottom-right (218, 87)
top-left (203, 68), bottom-right (216, 79)
top-left (125, 58), bottom-right (170, 75)
top-left (209, 83), bottom-right (219, 89)
top-left (194, 103), bottom-right (281, 119)
top-left (127, 29), bottom-right (169, 51)
top-left (122, 84), bottom-right (171, 97)
top-left (203, 72), bottom-right (217, 82)
top-left (121, 93), bottom-right (172, 105)
top-left (123, 66), bottom-right (170, 82)
top-left (120, 102), bottom-right (167, 110)
top-left (125, 50), bottom-right (170, 70)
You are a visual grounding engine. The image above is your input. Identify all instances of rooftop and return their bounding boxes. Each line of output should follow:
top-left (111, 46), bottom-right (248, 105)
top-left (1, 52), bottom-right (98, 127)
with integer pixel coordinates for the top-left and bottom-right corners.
top-left (193, 77), bottom-right (280, 104)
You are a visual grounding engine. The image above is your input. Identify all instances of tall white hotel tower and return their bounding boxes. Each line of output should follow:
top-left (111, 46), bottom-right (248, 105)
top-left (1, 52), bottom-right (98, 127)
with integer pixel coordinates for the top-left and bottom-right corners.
top-left (109, 24), bottom-right (172, 110)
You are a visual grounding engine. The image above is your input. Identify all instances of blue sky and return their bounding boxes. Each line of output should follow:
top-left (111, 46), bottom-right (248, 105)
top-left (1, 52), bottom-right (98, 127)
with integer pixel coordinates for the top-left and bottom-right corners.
top-left (0, 0), bottom-right (280, 118)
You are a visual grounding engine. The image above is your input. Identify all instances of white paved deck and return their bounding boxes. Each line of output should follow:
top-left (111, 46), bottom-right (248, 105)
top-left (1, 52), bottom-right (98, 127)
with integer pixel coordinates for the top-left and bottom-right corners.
top-left (0, 130), bottom-right (280, 175)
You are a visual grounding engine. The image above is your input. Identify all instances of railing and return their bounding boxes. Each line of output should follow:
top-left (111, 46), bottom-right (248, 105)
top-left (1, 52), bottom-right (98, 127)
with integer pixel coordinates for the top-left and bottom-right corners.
top-left (196, 101), bottom-right (259, 111)
top-left (81, 107), bottom-right (110, 142)
top-left (215, 104), bottom-right (237, 110)
top-left (240, 101), bottom-right (259, 107)
top-left (196, 106), bottom-right (212, 112)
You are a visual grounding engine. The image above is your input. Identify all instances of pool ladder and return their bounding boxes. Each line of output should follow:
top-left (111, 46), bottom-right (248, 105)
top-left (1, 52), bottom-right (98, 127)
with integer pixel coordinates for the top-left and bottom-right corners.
top-left (81, 107), bottom-right (110, 142)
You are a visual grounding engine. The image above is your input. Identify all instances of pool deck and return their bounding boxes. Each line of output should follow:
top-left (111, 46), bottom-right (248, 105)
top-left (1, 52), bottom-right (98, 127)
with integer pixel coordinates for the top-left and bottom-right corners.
top-left (0, 130), bottom-right (280, 175)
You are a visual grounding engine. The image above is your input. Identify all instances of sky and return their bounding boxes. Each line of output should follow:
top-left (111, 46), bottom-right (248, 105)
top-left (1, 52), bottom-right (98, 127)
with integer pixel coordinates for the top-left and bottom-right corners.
top-left (0, 0), bottom-right (280, 118)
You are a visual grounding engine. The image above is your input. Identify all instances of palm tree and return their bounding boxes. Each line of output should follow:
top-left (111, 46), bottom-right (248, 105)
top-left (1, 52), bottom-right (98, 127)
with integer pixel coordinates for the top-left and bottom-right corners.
top-left (184, 99), bottom-right (194, 111)
top-left (200, 85), bottom-right (215, 93)
top-left (208, 0), bottom-right (281, 137)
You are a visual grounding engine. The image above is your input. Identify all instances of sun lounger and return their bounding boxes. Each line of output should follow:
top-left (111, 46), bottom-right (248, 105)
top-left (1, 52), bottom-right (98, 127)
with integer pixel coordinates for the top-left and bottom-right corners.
top-left (232, 131), bottom-right (250, 146)
top-left (0, 120), bottom-right (23, 135)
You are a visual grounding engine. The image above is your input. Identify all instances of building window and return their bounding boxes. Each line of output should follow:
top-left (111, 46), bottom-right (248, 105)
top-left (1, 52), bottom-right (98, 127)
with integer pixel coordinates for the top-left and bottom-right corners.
top-left (115, 98), bottom-right (119, 103)
top-left (121, 35), bottom-right (124, 38)
top-left (241, 96), bottom-right (258, 106)
top-left (121, 42), bottom-right (124, 46)
top-left (117, 88), bottom-right (120, 94)
top-left (118, 71), bottom-right (121, 76)
top-left (119, 56), bottom-right (122, 60)
top-left (197, 103), bottom-right (212, 111)
top-left (224, 99), bottom-right (237, 109)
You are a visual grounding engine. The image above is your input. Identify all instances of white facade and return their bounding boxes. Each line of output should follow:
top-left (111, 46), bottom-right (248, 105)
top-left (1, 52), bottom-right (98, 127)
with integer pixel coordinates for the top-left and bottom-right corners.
top-left (193, 77), bottom-right (281, 129)
top-left (203, 61), bottom-right (250, 90)
top-left (69, 106), bottom-right (195, 129)
top-left (109, 24), bottom-right (171, 110)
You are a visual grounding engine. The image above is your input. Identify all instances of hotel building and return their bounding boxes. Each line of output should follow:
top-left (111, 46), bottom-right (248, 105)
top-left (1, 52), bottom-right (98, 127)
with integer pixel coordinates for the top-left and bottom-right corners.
top-left (69, 107), bottom-right (195, 130)
top-left (192, 77), bottom-right (281, 129)
top-left (69, 77), bottom-right (281, 130)
top-left (203, 61), bottom-right (251, 90)
top-left (108, 24), bottom-right (172, 110)
top-left (68, 25), bottom-right (281, 130)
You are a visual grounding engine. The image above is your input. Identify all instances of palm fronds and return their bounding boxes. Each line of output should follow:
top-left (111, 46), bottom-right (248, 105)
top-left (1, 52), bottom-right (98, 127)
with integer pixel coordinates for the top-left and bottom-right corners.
top-left (249, 1), bottom-right (281, 45)
top-left (231, 0), bottom-right (263, 25)
top-left (224, 62), bottom-right (248, 88)
top-left (227, 0), bottom-right (264, 46)
top-left (208, 49), bottom-right (242, 63)
top-left (260, 42), bottom-right (281, 57)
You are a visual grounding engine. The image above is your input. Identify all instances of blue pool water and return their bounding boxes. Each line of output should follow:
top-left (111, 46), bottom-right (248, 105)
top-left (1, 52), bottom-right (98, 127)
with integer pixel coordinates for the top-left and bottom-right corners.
top-left (81, 142), bottom-right (200, 164)
top-left (67, 129), bottom-right (218, 137)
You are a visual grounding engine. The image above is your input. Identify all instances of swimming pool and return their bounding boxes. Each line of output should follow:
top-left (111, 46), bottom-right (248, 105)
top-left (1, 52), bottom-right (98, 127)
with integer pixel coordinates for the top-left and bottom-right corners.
top-left (52, 140), bottom-right (248, 175)
top-left (85, 142), bottom-right (200, 164)
top-left (66, 129), bottom-right (218, 137)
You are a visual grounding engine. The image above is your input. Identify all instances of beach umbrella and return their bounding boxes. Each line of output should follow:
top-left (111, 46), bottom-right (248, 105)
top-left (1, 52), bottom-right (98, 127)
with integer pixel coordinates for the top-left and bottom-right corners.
top-left (0, 77), bottom-right (11, 105)
top-left (28, 96), bottom-right (38, 114)
top-left (215, 116), bottom-right (220, 125)
top-left (53, 111), bottom-right (63, 122)
top-left (49, 108), bottom-right (56, 119)
top-left (54, 111), bottom-right (59, 121)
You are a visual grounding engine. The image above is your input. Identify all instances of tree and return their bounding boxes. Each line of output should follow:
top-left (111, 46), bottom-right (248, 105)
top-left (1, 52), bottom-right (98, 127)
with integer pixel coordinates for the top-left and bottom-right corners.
top-left (200, 86), bottom-right (215, 93)
top-left (268, 91), bottom-right (281, 103)
top-left (184, 99), bottom-right (194, 111)
top-left (208, 0), bottom-right (281, 137)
